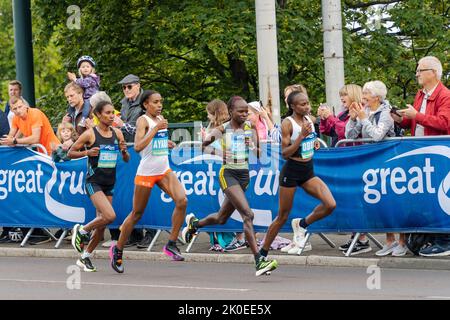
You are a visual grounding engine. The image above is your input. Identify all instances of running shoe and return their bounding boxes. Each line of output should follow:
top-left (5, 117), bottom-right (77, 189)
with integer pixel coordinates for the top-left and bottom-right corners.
top-left (181, 213), bottom-right (199, 244)
top-left (71, 224), bottom-right (90, 253)
top-left (291, 218), bottom-right (307, 247)
top-left (224, 238), bottom-right (247, 252)
top-left (109, 244), bottom-right (124, 273)
top-left (255, 256), bottom-right (278, 276)
top-left (76, 257), bottom-right (97, 272)
top-left (163, 243), bottom-right (185, 261)
top-left (209, 244), bottom-right (224, 252)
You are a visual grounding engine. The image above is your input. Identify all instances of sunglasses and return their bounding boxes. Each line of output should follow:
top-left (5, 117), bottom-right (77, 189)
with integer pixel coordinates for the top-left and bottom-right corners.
top-left (122, 84), bottom-right (136, 91)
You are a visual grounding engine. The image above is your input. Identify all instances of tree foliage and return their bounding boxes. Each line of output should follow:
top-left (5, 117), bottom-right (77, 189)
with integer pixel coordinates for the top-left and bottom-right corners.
top-left (1, 0), bottom-right (448, 123)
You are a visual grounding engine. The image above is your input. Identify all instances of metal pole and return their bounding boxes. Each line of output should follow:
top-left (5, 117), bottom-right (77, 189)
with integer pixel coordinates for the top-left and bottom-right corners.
top-left (322, 0), bottom-right (345, 114)
top-left (12, 0), bottom-right (36, 106)
top-left (255, 0), bottom-right (281, 125)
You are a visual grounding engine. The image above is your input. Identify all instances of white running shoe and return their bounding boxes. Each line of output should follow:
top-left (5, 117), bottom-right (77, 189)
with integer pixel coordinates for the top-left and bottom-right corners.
top-left (291, 218), bottom-right (307, 247)
top-left (281, 242), bottom-right (297, 253)
top-left (287, 244), bottom-right (300, 254)
top-left (295, 240), bottom-right (312, 254)
top-left (392, 244), bottom-right (408, 257)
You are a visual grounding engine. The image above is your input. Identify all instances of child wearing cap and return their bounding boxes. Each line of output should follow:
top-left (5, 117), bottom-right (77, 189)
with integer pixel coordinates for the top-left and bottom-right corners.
top-left (67, 55), bottom-right (100, 127)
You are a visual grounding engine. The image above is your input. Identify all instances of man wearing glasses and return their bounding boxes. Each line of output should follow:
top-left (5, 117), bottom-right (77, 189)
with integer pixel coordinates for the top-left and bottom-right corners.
top-left (391, 56), bottom-right (450, 257)
top-left (118, 74), bottom-right (145, 142)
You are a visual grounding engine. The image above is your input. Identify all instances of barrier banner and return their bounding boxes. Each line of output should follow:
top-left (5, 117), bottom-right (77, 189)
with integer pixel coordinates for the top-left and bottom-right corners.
top-left (0, 137), bottom-right (449, 233)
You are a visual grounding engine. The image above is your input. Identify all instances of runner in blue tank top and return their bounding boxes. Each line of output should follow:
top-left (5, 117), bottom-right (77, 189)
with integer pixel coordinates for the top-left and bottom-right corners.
top-left (68, 101), bottom-right (129, 272)
top-left (259, 91), bottom-right (336, 262)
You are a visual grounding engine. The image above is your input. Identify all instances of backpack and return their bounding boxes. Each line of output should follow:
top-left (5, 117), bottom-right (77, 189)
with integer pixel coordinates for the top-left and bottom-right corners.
top-left (374, 112), bottom-right (404, 137)
top-left (405, 233), bottom-right (434, 256)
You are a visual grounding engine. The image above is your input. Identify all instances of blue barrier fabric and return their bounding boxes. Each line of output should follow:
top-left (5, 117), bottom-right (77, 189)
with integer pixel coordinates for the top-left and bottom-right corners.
top-left (0, 137), bottom-right (449, 233)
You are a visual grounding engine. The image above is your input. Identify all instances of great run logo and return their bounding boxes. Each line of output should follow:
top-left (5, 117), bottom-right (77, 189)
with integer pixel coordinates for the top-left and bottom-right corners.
top-left (161, 154), bottom-right (279, 226)
top-left (0, 150), bottom-right (86, 223)
top-left (362, 146), bottom-right (450, 215)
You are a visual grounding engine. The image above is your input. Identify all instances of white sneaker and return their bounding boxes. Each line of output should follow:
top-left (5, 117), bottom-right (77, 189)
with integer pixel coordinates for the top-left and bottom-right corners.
top-left (375, 241), bottom-right (398, 256)
top-left (296, 240), bottom-right (312, 254)
top-left (392, 244), bottom-right (408, 257)
top-left (281, 242), bottom-right (296, 253)
top-left (287, 244), bottom-right (300, 254)
top-left (291, 218), bottom-right (306, 247)
top-left (101, 240), bottom-right (116, 248)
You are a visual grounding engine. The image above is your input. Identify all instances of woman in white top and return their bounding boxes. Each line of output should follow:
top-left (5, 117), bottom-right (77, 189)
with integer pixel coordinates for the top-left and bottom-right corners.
top-left (259, 91), bottom-right (336, 259)
top-left (110, 90), bottom-right (188, 273)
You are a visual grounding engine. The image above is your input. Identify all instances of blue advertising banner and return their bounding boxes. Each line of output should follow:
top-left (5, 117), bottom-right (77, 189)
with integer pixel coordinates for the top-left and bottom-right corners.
top-left (0, 137), bottom-right (449, 233)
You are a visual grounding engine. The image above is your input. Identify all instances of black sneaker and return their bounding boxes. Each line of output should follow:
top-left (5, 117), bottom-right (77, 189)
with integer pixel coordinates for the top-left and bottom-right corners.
top-left (339, 238), bottom-right (354, 251)
top-left (76, 257), bottom-right (97, 272)
top-left (137, 231), bottom-right (154, 249)
top-left (342, 240), bottom-right (372, 256)
top-left (109, 245), bottom-right (124, 273)
top-left (181, 213), bottom-right (199, 244)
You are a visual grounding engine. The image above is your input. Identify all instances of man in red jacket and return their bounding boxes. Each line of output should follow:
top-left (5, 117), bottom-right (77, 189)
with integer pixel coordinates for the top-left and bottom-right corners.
top-left (394, 56), bottom-right (450, 136)
top-left (392, 56), bottom-right (450, 257)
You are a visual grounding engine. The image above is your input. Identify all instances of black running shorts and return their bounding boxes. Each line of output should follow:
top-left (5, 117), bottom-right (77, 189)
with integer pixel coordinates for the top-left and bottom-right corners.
top-left (219, 168), bottom-right (249, 192)
top-left (85, 182), bottom-right (115, 197)
top-left (279, 159), bottom-right (315, 188)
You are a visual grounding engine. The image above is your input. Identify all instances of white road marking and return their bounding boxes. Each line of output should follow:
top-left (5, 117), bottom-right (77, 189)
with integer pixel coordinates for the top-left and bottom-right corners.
top-left (0, 278), bottom-right (249, 292)
top-left (424, 296), bottom-right (450, 300)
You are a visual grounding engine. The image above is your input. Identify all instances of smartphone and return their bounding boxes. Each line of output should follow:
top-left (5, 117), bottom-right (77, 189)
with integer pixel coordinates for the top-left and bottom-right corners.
top-left (390, 106), bottom-right (401, 117)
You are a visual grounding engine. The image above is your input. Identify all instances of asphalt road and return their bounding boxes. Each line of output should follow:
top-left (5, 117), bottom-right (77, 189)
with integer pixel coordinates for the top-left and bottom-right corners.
top-left (1, 256), bottom-right (449, 300)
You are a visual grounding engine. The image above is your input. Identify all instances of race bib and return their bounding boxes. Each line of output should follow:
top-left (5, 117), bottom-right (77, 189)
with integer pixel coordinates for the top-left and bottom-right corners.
top-left (152, 129), bottom-right (169, 156)
top-left (98, 144), bottom-right (119, 168)
top-left (300, 132), bottom-right (317, 159)
top-left (231, 133), bottom-right (247, 161)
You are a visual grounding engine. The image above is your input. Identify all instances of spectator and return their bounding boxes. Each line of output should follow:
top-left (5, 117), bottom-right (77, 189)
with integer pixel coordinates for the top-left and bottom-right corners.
top-left (118, 74), bottom-right (144, 142)
top-left (63, 83), bottom-right (92, 135)
top-left (319, 84), bottom-right (362, 147)
top-left (248, 101), bottom-right (274, 141)
top-left (90, 91), bottom-right (123, 128)
top-left (0, 96), bottom-right (60, 155)
top-left (52, 122), bottom-right (77, 162)
top-left (392, 56), bottom-right (450, 257)
top-left (0, 108), bottom-right (9, 137)
top-left (105, 75), bottom-right (150, 248)
top-left (67, 55), bottom-right (100, 101)
top-left (4, 80), bottom-right (29, 128)
top-left (345, 80), bottom-right (407, 256)
top-left (318, 84), bottom-right (371, 255)
top-left (345, 80), bottom-right (395, 141)
top-left (0, 97), bottom-right (59, 244)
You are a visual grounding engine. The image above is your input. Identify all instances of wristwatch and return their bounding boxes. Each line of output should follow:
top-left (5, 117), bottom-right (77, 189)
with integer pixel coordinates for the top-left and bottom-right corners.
top-left (13, 137), bottom-right (18, 145)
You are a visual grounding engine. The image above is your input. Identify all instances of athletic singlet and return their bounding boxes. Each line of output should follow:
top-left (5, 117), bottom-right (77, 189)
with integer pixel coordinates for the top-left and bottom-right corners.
top-left (221, 120), bottom-right (253, 170)
top-left (136, 115), bottom-right (170, 176)
top-left (287, 116), bottom-right (317, 160)
top-left (86, 127), bottom-right (119, 186)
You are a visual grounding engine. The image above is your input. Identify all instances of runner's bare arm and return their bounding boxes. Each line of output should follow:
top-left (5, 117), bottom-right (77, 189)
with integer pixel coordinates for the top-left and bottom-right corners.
top-left (68, 129), bottom-right (95, 159)
top-left (134, 116), bottom-right (166, 152)
top-left (114, 127), bottom-right (130, 163)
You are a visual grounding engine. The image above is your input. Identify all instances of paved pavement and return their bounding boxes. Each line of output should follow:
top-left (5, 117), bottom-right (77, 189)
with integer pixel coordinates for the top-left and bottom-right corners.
top-left (1, 256), bottom-right (450, 300)
top-left (1, 231), bottom-right (449, 270)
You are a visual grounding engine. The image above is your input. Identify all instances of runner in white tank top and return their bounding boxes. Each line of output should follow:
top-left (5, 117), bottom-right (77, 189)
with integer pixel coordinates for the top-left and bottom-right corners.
top-left (259, 91), bottom-right (336, 262)
top-left (110, 90), bottom-right (188, 274)
top-left (136, 114), bottom-right (170, 176)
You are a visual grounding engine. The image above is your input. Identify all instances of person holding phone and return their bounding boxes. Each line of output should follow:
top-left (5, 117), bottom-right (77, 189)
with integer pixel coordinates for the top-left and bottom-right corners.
top-left (391, 56), bottom-right (450, 257)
